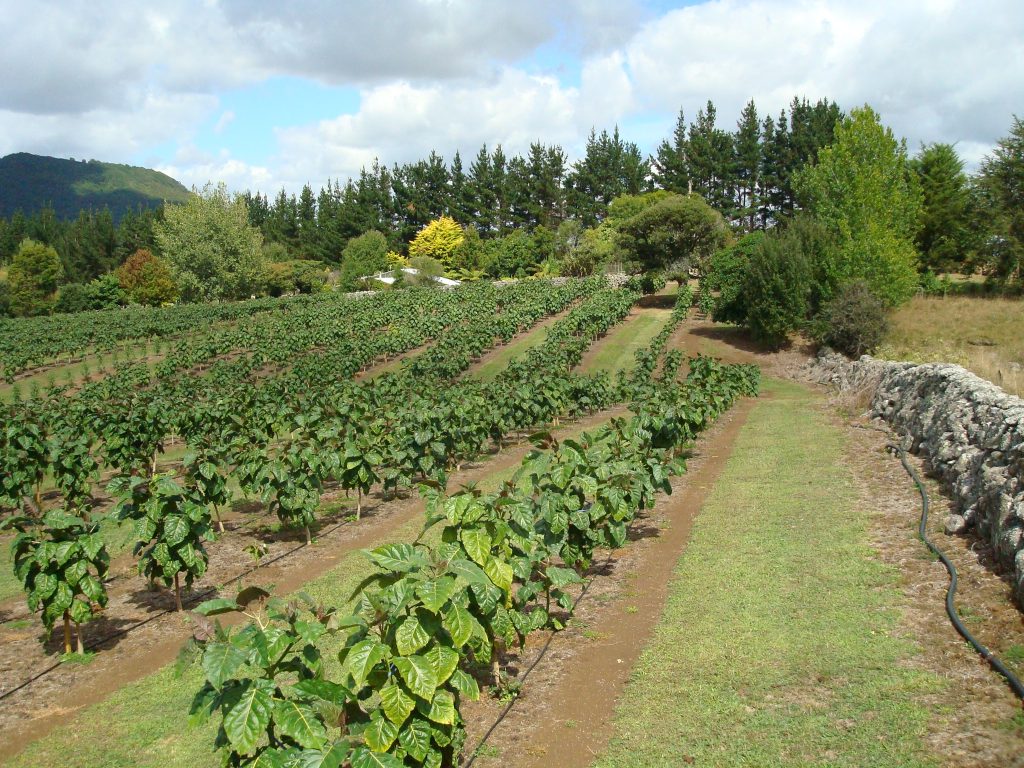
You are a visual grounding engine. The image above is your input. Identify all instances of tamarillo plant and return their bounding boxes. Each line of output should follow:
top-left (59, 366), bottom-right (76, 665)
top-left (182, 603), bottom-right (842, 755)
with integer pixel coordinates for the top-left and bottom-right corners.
top-left (183, 445), bottom-right (230, 533)
top-left (2, 510), bottom-right (109, 654)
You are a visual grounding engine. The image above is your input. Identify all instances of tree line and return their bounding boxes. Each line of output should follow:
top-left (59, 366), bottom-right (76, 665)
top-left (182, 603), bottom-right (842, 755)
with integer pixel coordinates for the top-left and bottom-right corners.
top-left (0, 99), bottom-right (1021, 318)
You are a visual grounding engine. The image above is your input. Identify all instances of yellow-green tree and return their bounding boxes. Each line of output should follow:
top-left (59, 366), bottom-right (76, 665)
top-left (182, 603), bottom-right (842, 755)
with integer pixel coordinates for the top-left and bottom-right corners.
top-left (795, 106), bottom-right (921, 306)
top-left (408, 216), bottom-right (464, 269)
top-left (8, 238), bottom-right (64, 316)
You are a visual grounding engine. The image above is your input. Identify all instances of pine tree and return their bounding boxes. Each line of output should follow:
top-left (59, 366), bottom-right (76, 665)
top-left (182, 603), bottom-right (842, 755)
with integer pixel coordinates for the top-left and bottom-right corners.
top-left (653, 108), bottom-right (691, 194)
top-left (912, 143), bottom-right (973, 273)
top-left (733, 100), bottom-right (762, 230)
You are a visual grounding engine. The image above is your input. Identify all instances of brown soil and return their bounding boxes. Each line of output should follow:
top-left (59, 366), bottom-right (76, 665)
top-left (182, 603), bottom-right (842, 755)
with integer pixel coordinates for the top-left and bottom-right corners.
top-left (0, 408), bottom-right (624, 763)
top-left (459, 395), bottom-right (756, 766)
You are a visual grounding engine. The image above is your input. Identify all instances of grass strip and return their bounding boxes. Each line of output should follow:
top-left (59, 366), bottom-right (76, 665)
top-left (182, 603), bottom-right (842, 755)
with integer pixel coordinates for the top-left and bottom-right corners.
top-left (472, 325), bottom-right (553, 383)
top-left (579, 309), bottom-right (672, 377)
top-left (594, 378), bottom-right (944, 768)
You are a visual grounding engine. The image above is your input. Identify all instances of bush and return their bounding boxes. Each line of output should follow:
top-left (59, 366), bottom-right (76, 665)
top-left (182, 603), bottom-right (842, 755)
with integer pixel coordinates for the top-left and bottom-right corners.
top-left (55, 283), bottom-right (91, 313)
top-left (814, 280), bottom-right (889, 357)
top-left (638, 271), bottom-right (667, 295)
top-left (707, 232), bottom-right (764, 323)
top-left (743, 234), bottom-right (814, 349)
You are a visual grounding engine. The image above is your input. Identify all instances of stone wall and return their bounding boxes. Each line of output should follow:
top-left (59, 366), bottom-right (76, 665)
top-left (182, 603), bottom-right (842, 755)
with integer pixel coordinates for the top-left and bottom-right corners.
top-left (808, 350), bottom-right (1024, 604)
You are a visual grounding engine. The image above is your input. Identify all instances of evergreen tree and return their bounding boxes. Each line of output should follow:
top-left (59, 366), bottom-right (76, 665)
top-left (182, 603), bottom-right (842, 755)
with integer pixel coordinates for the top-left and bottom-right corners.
top-left (296, 184), bottom-right (318, 259)
top-left (567, 127), bottom-right (646, 226)
top-left (976, 115), bottom-right (1024, 282)
top-left (912, 143), bottom-right (974, 273)
top-left (686, 101), bottom-right (735, 216)
top-left (653, 108), bottom-right (691, 194)
top-left (733, 100), bottom-right (762, 230)
top-left (467, 145), bottom-right (497, 235)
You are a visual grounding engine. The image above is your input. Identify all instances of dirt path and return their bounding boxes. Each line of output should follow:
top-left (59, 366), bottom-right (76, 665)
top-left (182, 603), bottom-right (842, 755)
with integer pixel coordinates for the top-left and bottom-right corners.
top-left (0, 408), bottom-right (625, 763)
top-left (460, 394), bottom-right (757, 766)
top-left (841, 407), bottom-right (1024, 767)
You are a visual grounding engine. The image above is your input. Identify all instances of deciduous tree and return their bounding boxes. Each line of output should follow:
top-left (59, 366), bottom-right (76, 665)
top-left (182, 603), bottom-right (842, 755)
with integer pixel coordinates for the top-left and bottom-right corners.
top-left (8, 238), bottom-right (64, 316)
top-left (155, 183), bottom-right (265, 302)
top-left (794, 106), bottom-right (921, 305)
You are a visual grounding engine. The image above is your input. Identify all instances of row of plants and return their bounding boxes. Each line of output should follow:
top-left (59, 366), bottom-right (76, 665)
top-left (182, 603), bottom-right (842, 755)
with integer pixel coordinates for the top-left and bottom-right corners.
top-left (186, 355), bottom-right (761, 767)
top-left (0, 279), bottom-right (627, 653)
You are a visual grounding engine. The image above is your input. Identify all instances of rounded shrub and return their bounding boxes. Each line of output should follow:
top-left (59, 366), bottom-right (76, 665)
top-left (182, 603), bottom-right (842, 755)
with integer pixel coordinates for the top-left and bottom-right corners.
top-left (815, 280), bottom-right (889, 357)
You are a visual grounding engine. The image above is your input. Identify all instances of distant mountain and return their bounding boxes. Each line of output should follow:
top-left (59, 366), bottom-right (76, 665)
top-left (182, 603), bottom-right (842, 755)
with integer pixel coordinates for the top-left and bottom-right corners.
top-left (0, 152), bottom-right (191, 222)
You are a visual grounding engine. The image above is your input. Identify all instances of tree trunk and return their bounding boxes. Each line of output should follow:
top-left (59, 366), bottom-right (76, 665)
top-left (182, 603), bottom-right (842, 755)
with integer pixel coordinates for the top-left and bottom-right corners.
top-left (75, 622), bottom-right (84, 655)
top-left (213, 503), bottom-right (225, 533)
top-left (305, 525), bottom-right (312, 545)
top-left (357, 488), bottom-right (362, 521)
top-left (63, 611), bottom-right (72, 654)
top-left (174, 572), bottom-right (183, 612)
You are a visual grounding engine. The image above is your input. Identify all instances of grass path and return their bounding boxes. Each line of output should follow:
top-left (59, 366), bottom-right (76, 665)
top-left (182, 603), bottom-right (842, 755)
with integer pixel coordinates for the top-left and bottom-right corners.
top-left (593, 379), bottom-right (945, 768)
top-left (578, 308), bottom-right (672, 377)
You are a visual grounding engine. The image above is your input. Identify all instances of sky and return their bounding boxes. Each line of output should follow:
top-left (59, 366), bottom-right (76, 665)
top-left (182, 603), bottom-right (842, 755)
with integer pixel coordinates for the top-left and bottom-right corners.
top-left (1, 0), bottom-right (1022, 196)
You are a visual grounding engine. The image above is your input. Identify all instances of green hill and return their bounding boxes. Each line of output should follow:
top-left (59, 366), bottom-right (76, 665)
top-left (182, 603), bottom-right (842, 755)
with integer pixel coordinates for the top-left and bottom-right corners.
top-left (0, 153), bottom-right (191, 222)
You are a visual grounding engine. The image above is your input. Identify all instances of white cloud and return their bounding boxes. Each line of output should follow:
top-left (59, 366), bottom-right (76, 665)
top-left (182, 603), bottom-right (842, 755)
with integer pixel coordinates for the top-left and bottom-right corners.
top-left (1, 0), bottom-right (1021, 192)
top-left (213, 110), bottom-right (236, 134)
top-left (614, 0), bottom-right (1024, 158)
top-left (271, 69), bottom-right (584, 190)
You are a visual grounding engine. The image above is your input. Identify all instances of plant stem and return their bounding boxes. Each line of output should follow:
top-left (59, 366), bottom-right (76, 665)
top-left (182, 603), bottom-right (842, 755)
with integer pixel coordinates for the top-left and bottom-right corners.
top-left (63, 611), bottom-right (72, 654)
top-left (174, 572), bottom-right (183, 612)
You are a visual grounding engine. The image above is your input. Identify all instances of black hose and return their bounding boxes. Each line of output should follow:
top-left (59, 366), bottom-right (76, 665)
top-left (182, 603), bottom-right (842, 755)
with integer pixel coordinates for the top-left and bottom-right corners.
top-left (887, 440), bottom-right (1024, 702)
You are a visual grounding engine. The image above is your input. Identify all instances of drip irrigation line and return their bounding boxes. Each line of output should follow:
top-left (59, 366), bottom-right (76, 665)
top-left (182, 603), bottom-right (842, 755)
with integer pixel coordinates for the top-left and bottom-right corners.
top-left (0, 508), bottom-right (361, 704)
top-left (887, 440), bottom-right (1024, 703)
top-left (0, 410), bottom-right (609, 705)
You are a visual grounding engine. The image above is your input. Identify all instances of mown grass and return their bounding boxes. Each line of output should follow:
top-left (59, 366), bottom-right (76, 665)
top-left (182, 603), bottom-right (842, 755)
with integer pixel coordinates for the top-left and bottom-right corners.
top-left (579, 309), bottom-right (672, 377)
top-left (472, 326), bottom-right (552, 382)
top-left (594, 378), bottom-right (944, 768)
top-left (878, 295), bottom-right (1024, 397)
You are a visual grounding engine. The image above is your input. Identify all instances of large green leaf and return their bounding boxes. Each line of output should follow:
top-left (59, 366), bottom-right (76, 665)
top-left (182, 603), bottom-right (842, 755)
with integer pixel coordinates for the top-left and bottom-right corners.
top-left (459, 527), bottom-right (490, 566)
top-left (482, 556), bottom-right (513, 592)
top-left (397, 716), bottom-right (431, 761)
top-left (223, 679), bottom-right (274, 755)
top-left (395, 615), bottom-right (430, 656)
top-left (441, 603), bottom-right (473, 648)
top-left (363, 712), bottom-right (400, 752)
top-left (290, 742), bottom-right (351, 768)
top-left (422, 644), bottom-right (458, 684)
top-left (202, 642), bottom-right (247, 689)
top-left (416, 689), bottom-right (455, 725)
top-left (379, 680), bottom-right (416, 725)
top-left (392, 655), bottom-right (438, 700)
top-left (349, 746), bottom-right (405, 768)
top-left (291, 679), bottom-right (350, 706)
top-left (448, 669), bottom-right (480, 700)
top-left (415, 577), bottom-right (457, 614)
top-left (163, 515), bottom-right (190, 547)
top-left (343, 639), bottom-right (387, 688)
top-left (366, 543), bottom-right (423, 572)
top-left (274, 699), bottom-right (327, 749)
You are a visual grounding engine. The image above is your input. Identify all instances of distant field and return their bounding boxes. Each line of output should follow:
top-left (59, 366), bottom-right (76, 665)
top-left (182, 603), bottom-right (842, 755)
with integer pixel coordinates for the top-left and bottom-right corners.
top-left (878, 295), bottom-right (1024, 397)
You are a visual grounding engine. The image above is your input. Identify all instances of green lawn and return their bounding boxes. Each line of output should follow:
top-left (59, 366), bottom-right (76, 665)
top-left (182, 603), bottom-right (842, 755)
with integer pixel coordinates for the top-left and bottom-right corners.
top-left (579, 309), bottom-right (672, 377)
top-left (594, 378), bottom-right (944, 768)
